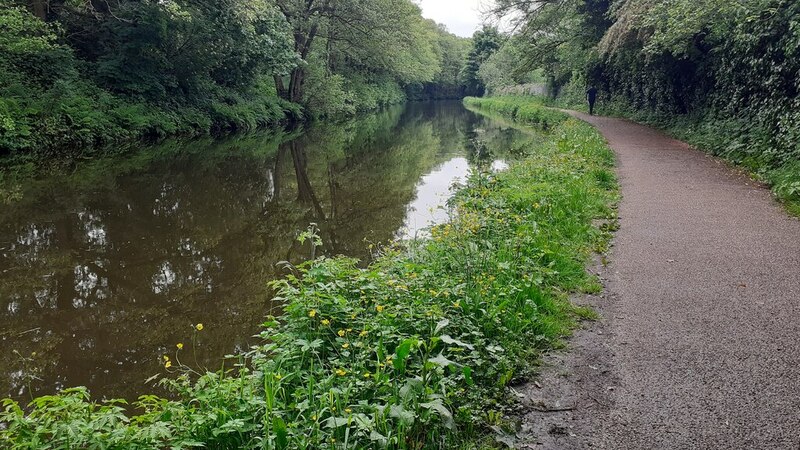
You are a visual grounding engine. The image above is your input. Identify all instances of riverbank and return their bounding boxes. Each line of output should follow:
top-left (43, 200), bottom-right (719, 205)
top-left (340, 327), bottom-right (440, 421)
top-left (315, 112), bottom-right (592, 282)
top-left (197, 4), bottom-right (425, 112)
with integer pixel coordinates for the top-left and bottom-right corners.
top-left (1, 101), bottom-right (617, 448)
top-left (0, 76), bottom-right (303, 162)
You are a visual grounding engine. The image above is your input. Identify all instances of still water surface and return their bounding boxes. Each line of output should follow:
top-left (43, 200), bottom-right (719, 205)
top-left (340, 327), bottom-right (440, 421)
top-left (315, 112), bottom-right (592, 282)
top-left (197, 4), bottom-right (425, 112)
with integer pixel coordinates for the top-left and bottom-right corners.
top-left (0, 101), bottom-right (538, 402)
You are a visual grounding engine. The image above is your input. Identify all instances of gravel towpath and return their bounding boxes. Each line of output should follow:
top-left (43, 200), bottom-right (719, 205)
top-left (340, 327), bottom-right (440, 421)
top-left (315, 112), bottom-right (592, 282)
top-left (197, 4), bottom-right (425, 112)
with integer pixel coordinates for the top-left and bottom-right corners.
top-left (520, 113), bottom-right (800, 449)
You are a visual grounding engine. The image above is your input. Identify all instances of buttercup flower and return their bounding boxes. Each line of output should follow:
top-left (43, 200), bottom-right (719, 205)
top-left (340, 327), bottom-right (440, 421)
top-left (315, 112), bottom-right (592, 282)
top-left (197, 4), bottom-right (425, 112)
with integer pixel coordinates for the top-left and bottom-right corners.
top-left (335, 369), bottom-right (347, 376)
top-left (165, 360), bottom-right (172, 369)
top-left (376, 305), bottom-right (385, 313)
top-left (337, 329), bottom-right (346, 337)
top-left (176, 343), bottom-right (184, 350)
top-left (308, 309), bottom-right (317, 318)
top-left (195, 323), bottom-right (204, 331)
top-left (321, 319), bottom-right (330, 326)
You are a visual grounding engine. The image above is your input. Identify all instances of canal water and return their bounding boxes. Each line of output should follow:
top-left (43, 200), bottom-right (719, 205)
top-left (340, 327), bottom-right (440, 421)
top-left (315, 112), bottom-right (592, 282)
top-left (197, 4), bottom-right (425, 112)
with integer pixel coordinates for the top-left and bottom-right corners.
top-left (0, 101), bottom-right (540, 402)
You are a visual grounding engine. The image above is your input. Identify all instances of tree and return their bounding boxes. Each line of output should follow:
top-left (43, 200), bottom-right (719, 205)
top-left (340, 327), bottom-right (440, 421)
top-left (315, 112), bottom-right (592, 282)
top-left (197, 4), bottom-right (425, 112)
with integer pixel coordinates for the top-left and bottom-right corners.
top-left (273, 0), bottom-right (439, 104)
top-left (461, 26), bottom-right (502, 96)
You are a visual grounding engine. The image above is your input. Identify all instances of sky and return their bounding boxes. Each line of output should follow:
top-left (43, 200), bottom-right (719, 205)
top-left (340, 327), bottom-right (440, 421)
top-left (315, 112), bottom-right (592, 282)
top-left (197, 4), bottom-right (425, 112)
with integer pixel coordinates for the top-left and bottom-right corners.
top-left (417, 0), bottom-right (492, 38)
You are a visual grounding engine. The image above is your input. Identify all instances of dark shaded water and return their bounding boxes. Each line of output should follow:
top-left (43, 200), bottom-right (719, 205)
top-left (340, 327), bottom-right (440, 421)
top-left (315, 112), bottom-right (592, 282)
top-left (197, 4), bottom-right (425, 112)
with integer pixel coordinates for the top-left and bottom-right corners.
top-left (0, 101), bottom-right (539, 402)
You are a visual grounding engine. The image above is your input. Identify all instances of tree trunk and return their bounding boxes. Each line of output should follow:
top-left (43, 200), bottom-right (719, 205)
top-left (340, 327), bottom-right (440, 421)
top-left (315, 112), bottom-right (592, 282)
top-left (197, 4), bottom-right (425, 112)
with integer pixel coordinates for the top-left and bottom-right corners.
top-left (288, 68), bottom-right (305, 103)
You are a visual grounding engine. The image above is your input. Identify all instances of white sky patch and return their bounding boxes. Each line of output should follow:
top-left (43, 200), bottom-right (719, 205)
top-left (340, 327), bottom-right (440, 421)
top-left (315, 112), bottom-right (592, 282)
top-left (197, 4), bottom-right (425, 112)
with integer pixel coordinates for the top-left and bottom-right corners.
top-left (417, 0), bottom-right (493, 38)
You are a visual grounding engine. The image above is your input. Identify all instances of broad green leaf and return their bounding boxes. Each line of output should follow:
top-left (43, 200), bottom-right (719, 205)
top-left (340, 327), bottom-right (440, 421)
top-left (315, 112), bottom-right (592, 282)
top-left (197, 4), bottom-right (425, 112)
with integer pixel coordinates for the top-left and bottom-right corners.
top-left (440, 334), bottom-right (475, 350)
top-left (420, 399), bottom-right (455, 429)
top-left (428, 353), bottom-right (459, 368)
top-left (434, 318), bottom-right (450, 334)
top-left (325, 417), bottom-right (350, 428)
top-left (273, 417), bottom-right (288, 449)
top-left (393, 338), bottom-right (417, 372)
top-left (389, 404), bottom-right (415, 425)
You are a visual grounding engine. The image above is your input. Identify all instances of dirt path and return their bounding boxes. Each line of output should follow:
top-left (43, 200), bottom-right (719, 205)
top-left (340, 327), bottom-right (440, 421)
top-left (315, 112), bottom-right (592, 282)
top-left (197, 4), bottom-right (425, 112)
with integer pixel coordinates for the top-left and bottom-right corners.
top-left (517, 113), bottom-right (800, 449)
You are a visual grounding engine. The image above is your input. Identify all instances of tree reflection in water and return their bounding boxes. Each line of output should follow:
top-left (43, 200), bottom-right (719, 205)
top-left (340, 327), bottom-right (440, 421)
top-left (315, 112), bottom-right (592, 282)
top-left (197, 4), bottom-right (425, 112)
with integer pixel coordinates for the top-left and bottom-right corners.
top-left (0, 101), bottom-right (540, 402)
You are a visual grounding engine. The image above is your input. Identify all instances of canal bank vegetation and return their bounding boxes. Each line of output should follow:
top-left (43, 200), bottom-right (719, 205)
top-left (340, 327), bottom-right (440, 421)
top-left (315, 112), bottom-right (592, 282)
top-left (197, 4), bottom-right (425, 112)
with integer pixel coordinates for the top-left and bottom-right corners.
top-left (464, 97), bottom-right (567, 132)
top-left (1, 103), bottom-right (618, 448)
top-left (0, 0), bottom-right (483, 161)
top-left (482, 0), bottom-right (800, 215)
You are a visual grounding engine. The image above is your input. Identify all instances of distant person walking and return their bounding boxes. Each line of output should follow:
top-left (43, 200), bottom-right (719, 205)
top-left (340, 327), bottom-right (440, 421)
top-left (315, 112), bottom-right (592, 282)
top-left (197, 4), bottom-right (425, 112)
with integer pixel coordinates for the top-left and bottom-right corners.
top-left (586, 86), bottom-right (598, 115)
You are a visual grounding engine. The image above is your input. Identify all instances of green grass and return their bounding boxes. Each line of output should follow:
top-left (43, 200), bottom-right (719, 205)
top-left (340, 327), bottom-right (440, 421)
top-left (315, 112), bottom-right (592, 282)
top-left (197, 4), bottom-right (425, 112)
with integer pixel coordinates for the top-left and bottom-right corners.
top-left (463, 96), bottom-right (566, 131)
top-left (0, 99), bottom-right (618, 449)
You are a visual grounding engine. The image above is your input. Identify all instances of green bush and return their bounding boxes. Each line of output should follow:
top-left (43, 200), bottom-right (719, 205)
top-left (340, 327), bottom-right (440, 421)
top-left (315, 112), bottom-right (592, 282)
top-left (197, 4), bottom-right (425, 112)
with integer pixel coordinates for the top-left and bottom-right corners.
top-left (0, 5), bottom-right (299, 159)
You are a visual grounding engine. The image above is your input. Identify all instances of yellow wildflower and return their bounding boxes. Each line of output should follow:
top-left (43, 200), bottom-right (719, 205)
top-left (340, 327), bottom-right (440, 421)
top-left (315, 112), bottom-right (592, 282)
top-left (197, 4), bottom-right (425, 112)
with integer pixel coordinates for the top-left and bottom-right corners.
top-left (345, 408), bottom-right (352, 414)
top-left (308, 309), bottom-right (317, 318)
top-left (337, 329), bottom-right (346, 337)
top-left (335, 369), bottom-right (347, 376)
top-left (376, 305), bottom-right (385, 313)
top-left (311, 415), bottom-right (317, 421)
top-left (165, 361), bottom-right (172, 369)
top-left (359, 330), bottom-right (368, 337)
top-left (363, 372), bottom-right (371, 378)
top-left (195, 323), bottom-right (204, 331)
top-left (321, 319), bottom-right (330, 326)
top-left (342, 343), bottom-right (350, 349)
top-left (275, 373), bottom-right (282, 380)
top-left (453, 302), bottom-right (461, 308)
top-left (346, 328), bottom-right (353, 332)
top-left (176, 343), bottom-right (184, 350)
top-left (163, 355), bottom-right (169, 361)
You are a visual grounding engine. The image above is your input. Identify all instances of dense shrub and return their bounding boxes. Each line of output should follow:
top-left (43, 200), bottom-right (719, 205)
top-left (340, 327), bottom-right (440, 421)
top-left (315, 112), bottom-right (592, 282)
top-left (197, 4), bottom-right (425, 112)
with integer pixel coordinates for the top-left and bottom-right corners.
top-left (0, 2), bottom-right (298, 159)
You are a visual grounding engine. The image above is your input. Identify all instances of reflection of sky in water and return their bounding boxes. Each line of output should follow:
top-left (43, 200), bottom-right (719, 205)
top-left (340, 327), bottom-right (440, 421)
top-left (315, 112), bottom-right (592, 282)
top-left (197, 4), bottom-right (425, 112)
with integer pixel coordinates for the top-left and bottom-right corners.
top-left (401, 158), bottom-right (509, 239)
top-left (402, 157), bottom-right (470, 238)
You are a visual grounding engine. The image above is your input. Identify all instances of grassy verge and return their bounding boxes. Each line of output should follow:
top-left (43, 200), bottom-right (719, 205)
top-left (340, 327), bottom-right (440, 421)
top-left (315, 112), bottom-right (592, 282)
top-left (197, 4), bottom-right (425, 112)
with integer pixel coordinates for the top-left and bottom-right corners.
top-left (463, 96), bottom-right (566, 131)
top-left (0, 101), bottom-right (617, 449)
